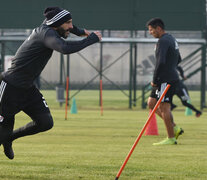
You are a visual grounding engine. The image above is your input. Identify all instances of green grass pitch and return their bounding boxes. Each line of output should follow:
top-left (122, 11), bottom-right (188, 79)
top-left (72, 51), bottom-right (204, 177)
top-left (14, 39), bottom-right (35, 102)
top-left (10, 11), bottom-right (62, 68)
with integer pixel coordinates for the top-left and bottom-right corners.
top-left (0, 90), bottom-right (206, 180)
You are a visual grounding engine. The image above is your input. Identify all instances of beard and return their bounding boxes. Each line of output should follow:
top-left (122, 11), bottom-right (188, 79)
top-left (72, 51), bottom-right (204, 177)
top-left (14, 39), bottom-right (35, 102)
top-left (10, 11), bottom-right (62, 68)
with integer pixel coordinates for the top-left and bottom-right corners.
top-left (56, 27), bottom-right (70, 39)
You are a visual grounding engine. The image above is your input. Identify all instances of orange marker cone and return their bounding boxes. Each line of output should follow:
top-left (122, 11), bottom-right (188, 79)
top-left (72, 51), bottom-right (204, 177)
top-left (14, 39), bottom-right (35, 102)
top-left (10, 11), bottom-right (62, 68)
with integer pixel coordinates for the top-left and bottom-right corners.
top-left (145, 110), bottom-right (159, 135)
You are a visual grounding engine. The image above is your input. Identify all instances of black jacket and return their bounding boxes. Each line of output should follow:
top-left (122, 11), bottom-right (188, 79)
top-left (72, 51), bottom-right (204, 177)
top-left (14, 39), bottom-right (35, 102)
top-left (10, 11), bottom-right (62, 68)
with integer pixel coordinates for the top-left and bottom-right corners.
top-left (3, 24), bottom-right (99, 88)
top-left (153, 33), bottom-right (180, 85)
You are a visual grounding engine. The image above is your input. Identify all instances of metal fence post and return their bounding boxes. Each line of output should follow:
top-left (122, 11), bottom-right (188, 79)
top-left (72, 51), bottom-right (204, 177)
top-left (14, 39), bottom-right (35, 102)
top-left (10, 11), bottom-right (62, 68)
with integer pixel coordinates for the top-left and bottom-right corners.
top-left (129, 43), bottom-right (133, 109)
top-left (100, 43), bottom-right (103, 106)
top-left (0, 42), bottom-right (5, 72)
top-left (133, 44), bottom-right (137, 107)
top-left (201, 44), bottom-right (206, 109)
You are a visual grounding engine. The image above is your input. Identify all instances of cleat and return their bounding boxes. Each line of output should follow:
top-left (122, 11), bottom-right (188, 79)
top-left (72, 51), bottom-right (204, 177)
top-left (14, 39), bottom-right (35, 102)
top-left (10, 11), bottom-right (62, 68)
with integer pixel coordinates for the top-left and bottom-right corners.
top-left (153, 137), bottom-right (177, 145)
top-left (3, 142), bottom-right (14, 160)
top-left (196, 111), bottom-right (202, 117)
top-left (174, 125), bottom-right (184, 139)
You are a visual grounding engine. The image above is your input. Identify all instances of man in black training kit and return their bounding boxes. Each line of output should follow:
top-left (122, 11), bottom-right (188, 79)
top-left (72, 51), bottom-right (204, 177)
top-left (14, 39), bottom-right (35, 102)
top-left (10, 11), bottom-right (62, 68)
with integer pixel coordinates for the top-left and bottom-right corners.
top-left (147, 18), bottom-right (183, 145)
top-left (0, 7), bottom-right (102, 159)
top-left (171, 66), bottom-right (202, 117)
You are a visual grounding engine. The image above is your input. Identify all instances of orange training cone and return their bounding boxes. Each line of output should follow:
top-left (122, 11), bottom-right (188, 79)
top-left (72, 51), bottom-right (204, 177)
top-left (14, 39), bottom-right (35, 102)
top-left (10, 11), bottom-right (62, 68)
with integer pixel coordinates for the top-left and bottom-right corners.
top-left (145, 110), bottom-right (159, 135)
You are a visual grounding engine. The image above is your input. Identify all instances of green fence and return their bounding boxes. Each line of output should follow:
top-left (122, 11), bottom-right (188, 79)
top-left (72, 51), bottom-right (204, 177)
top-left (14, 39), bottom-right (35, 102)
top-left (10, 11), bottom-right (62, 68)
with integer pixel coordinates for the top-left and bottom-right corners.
top-left (0, 0), bottom-right (206, 31)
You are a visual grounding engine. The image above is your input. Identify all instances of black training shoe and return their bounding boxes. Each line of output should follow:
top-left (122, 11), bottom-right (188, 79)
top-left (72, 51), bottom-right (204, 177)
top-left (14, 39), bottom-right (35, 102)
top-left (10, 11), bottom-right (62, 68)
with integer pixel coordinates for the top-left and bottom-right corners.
top-left (3, 142), bottom-right (14, 159)
top-left (196, 111), bottom-right (202, 117)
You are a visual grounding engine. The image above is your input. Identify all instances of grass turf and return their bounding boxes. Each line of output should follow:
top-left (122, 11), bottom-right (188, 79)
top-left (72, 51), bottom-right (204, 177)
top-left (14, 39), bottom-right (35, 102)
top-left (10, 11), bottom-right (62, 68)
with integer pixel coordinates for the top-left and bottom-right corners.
top-left (0, 90), bottom-right (206, 180)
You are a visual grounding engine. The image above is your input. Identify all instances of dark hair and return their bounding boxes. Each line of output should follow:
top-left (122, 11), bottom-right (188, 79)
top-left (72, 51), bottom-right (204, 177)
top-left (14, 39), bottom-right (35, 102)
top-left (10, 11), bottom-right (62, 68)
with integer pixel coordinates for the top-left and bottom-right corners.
top-left (146, 18), bottom-right (165, 29)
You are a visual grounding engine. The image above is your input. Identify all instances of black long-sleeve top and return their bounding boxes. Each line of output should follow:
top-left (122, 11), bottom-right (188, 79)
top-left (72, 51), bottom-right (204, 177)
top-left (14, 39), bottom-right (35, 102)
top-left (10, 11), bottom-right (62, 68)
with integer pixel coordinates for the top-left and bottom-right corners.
top-left (153, 33), bottom-right (180, 85)
top-left (3, 24), bottom-right (99, 89)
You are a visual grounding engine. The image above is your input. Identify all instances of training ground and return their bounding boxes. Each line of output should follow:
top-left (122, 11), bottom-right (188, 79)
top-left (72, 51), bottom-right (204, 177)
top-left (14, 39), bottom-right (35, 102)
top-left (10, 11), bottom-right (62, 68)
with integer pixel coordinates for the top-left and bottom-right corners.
top-left (0, 90), bottom-right (206, 180)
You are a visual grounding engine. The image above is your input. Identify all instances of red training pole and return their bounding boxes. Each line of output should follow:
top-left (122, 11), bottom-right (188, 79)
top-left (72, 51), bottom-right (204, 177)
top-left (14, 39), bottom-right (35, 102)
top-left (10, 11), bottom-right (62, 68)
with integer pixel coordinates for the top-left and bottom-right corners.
top-left (115, 84), bottom-right (171, 180)
top-left (100, 79), bottom-right (103, 116)
top-left (65, 76), bottom-right (69, 120)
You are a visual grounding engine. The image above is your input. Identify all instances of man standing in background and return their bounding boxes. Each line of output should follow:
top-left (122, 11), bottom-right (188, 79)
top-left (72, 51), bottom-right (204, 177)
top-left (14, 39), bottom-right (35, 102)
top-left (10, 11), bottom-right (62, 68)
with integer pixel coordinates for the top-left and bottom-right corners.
top-left (146, 18), bottom-right (183, 145)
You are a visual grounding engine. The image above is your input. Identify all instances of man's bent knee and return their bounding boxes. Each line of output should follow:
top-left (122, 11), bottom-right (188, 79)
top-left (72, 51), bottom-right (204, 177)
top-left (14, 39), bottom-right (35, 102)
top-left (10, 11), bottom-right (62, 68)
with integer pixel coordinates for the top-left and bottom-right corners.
top-left (40, 114), bottom-right (53, 131)
top-left (32, 113), bottom-right (54, 132)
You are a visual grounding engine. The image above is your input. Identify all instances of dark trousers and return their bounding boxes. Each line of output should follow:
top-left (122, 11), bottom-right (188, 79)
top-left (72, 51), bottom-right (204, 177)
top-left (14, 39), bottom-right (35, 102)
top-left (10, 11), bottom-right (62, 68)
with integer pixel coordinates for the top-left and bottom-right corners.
top-left (0, 80), bottom-right (53, 143)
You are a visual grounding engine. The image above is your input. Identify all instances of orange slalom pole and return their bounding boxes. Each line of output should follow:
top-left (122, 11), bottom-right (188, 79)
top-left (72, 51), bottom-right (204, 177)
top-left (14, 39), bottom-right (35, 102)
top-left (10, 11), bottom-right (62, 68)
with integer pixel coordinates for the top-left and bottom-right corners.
top-left (65, 76), bottom-right (69, 120)
top-left (115, 84), bottom-right (171, 180)
top-left (100, 79), bottom-right (103, 116)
